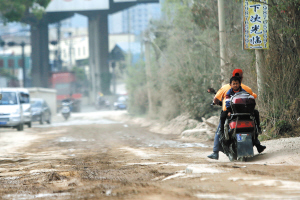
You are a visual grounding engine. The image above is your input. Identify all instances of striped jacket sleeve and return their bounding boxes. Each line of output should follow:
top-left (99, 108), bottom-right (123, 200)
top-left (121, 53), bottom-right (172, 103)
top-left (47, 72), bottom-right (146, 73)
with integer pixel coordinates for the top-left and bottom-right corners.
top-left (225, 89), bottom-right (232, 111)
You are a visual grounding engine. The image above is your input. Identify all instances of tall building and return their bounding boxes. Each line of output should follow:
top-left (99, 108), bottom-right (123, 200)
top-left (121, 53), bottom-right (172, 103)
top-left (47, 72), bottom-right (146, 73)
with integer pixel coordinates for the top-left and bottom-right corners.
top-left (109, 3), bottom-right (161, 35)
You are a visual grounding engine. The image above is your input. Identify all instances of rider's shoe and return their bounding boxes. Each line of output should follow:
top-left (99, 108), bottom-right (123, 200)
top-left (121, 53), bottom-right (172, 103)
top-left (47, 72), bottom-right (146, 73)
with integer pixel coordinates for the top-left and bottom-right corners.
top-left (256, 145), bottom-right (266, 153)
top-left (207, 152), bottom-right (219, 160)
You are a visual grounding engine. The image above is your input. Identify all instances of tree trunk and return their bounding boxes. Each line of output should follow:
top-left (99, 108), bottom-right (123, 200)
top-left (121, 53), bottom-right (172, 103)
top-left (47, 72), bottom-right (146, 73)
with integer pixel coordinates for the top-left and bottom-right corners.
top-left (218, 0), bottom-right (227, 86)
top-left (255, 49), bottom-right (265, 100)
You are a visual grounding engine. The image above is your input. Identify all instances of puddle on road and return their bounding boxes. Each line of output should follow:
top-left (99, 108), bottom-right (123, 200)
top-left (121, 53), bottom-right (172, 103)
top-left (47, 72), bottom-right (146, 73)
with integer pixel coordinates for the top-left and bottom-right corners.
top-left (229, 176), bottom-right (300, 191)
top-left (0, 132), bottom-right (39, 156)
top-left (2, 193), bottom-right (70, 200)
top-left (162, 171), bottom-right (186, 181)
top-left (30, 169), bottom-right (57, 174)
top-left (160, 164), bottom-right (228, 181)
top-left (126, 162), bottom-right (165, 166)
top-left (58, 137), bottom-right (95, 143)
top-left (42, 129), bottom-right (68, 134)
top-left (195, 193), bottom-right (243, 199)
top-left (35, 119), bottom-right (120, 128)
top-left (141, 140), bottom-right (207, 148)
top-left (3, 176), bottom-right (20, 180)
top-left (119, 147), bottom-right (156, 159)
top-left (195, 193), bottom-right (300, 199)
top-left (185, 164), bottom-right (230, 174)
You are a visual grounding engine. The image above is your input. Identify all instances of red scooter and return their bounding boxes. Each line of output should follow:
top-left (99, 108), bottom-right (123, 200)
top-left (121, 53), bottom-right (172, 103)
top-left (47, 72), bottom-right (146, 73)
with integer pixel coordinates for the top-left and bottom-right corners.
top-left (208, 88), bottom-right (259, 161)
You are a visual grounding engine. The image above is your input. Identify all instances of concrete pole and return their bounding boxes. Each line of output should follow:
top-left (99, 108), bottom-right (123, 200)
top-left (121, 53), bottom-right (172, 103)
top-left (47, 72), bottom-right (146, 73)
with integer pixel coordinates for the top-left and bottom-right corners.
top-left (97, 13), bottom-right (110, 95)
top-left (127, 9), bottom-right (132, 65)
top-left (21, 41), bottom-right (26, 87)
top-left (57, 22), bottom-right (62, 71)
top-left (68, 32), bottom-right (73, 69)
top-left (88, 13), bottom-right (110, 95)
top-left (88, 15), bottom-right (97, 103)
top-left (111, 62), bottom-right (116, 95)
top-left (31, 22), bottom-right (50, 88)
top-left (255, 49), bottom-right (265, 99)
top-left (218, 0), bottom-right (227, 85)
top-left (144, 39), bottom-right (153, 116)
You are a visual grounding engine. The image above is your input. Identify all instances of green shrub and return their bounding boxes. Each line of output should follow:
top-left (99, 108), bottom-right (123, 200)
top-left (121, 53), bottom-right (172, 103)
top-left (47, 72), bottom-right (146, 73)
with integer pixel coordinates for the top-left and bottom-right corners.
top-left (275, 120), bottom-right (292, 135)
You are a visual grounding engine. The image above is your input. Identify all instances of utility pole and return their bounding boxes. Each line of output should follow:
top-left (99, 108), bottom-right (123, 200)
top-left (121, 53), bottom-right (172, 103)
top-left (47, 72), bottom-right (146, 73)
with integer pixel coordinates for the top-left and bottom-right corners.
top-left (127, 9), bottom-right (131, 65)
top-left (57, 22), bottom-right (62, 71)
top-left (68, 32), bottom-right (73, 70)
top-left (21, 41), bottom-right (26, 87)
top-left (111, 62), bottom-right (116, 95)
top-left (218, 0), bottom-right (227, 85)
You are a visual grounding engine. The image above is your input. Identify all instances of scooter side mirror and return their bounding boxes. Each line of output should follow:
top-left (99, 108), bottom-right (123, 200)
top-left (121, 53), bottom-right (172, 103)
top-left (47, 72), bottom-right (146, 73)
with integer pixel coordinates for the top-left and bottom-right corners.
top-left (207, 88), bottom-right (216, 94)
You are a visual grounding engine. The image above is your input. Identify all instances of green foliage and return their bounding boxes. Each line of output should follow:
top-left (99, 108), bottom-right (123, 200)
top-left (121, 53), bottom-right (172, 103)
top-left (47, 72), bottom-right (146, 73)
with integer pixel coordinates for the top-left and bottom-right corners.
top-left (71, 66), bottom-right (90, 96)
top-left (0, 0), bottom-right (50, 22)
top-left (191, 0), bottom-right (218, 29)
top-left (0, 68), bottom-right (18, 79)
top-left (275, 120), bottom-right (292, 135)
top-left (125, 0), bottom-right (224, 120)
top-left (127, 0), bottom-right (300, 138)
top-left (256, 0), bottom-right (300, 137)
top-left (125, 60), bottom-right (148, 115)
top-left (72, 66), bottom-right (87, 83)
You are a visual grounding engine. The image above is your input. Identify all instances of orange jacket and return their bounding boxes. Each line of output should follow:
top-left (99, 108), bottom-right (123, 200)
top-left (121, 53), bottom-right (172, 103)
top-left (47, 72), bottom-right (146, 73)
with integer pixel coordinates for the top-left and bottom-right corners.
top-left (214, 83), bottom-right (257, 111)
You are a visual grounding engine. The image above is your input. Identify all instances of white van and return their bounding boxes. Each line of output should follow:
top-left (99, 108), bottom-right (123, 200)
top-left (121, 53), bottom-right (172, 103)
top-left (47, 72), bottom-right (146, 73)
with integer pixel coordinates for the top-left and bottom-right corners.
top-left (18, 88), bottom-right (32, 128)
top-left (0, 88), bottom-right (25, 131)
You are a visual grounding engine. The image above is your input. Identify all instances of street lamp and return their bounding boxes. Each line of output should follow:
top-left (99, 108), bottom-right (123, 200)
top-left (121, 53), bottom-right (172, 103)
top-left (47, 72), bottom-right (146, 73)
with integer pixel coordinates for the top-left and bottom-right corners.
top-left (2, 41), bottom-right (27, 87)
top-left (0, 36), bottom-right (5, 47)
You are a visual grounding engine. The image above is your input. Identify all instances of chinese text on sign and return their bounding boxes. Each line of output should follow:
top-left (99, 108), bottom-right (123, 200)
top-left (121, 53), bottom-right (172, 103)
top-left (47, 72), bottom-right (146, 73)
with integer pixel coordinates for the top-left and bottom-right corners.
top-left (243, 0), bottom-right (268, 49)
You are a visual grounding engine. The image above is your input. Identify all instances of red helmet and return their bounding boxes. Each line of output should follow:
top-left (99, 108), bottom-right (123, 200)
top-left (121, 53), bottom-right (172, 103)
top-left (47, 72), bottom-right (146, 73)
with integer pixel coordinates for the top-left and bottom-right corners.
top-left (232, 69), bottom-right (243, 78)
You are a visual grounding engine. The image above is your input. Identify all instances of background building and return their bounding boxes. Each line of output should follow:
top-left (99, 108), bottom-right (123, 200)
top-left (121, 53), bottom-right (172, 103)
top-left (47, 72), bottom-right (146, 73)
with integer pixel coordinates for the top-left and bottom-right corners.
top-left (109, 3), bottom-right (161, 35)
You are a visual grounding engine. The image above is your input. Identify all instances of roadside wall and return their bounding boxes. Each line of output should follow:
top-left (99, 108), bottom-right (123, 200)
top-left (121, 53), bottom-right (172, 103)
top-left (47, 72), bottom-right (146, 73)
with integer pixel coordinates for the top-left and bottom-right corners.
top-left (28, 87), bottom-right (57, 115)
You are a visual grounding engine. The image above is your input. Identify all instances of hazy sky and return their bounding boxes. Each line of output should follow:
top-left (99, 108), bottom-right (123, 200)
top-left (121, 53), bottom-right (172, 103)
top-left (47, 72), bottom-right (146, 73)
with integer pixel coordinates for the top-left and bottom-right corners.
top-left (63, 14), bottom-right (88, 28)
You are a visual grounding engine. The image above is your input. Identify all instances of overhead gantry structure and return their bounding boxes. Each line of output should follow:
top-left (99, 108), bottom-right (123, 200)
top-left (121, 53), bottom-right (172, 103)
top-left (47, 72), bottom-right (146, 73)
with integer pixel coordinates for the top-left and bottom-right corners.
top-left (30, 0), bottom-right (159, 95)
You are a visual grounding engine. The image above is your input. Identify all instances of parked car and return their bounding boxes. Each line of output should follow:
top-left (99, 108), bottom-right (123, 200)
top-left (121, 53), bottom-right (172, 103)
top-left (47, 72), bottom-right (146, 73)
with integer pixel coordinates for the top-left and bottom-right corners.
top-left (31, 98), bottom-right (51, 124)
top-left (113, 95), bottom-right (127, 110)
top-left (0, 88), bottom-right (25, 131)
top-left (18, 88), bottom-right (32, 128)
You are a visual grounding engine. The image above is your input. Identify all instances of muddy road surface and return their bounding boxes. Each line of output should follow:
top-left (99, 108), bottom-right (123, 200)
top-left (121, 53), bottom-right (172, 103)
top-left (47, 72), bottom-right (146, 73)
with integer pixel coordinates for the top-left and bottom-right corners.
top-left (0, 111), bottom-right (300, 200)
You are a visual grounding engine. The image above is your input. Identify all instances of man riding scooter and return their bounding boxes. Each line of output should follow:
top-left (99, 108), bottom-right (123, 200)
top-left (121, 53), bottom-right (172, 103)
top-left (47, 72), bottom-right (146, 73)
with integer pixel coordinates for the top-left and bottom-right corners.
top-left (207, 69), bottom-right (266, 160)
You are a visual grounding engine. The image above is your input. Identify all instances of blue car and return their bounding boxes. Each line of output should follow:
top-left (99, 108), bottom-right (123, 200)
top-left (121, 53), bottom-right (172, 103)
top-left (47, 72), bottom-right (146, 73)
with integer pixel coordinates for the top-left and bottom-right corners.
top-left (113, 96), bottom-right (127, 110)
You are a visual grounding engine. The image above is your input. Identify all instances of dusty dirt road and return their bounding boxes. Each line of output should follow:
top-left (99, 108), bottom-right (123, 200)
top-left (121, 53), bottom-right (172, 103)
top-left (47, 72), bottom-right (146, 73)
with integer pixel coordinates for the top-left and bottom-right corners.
top-left (0, 111), bottom-right (300, 200)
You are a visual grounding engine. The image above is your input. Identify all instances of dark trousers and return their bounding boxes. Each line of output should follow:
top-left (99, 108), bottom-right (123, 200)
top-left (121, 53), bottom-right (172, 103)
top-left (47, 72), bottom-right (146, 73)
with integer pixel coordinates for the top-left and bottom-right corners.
top-left (220, 111), bottom-right (228, 133)
top-left (253, 109), bottom-right (260, 128)
top-left (213, 121), bottom-right (223, 153)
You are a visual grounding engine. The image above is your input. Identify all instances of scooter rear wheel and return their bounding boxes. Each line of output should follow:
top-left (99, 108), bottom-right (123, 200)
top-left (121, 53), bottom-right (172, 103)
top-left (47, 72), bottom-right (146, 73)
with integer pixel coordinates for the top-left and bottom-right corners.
top-left (229, 153), bottom-right (237, 162)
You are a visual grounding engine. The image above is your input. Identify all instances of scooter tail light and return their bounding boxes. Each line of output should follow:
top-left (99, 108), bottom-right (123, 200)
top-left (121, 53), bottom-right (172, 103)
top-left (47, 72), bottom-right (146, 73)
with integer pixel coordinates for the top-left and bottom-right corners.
top-left (232, 98), bottom-right (255, 104)
top-left (229, 121), bottom-right (254, 129)
top-left (232, 98), bottom-right (244, 104)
